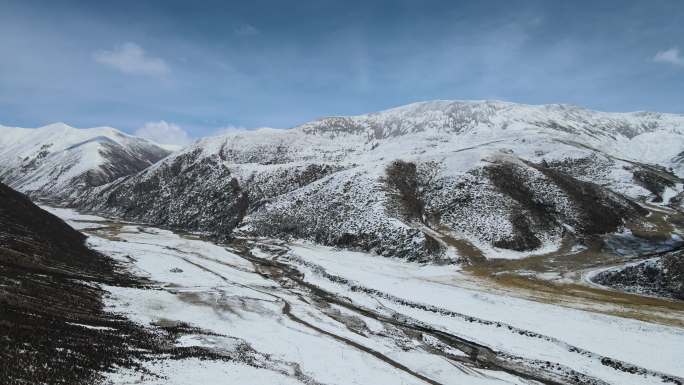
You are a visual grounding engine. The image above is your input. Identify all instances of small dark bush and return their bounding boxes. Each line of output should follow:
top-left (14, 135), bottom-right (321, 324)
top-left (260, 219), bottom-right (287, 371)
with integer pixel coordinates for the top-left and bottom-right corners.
top-left (384, 160), bottom-right (425, 221)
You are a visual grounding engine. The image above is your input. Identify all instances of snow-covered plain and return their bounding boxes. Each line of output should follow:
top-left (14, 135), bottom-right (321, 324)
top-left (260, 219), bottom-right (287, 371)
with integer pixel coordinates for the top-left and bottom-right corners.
top-left (282, 243), bottom-right (684, 383)
top-left (45, 206), bottom-right (684, 385)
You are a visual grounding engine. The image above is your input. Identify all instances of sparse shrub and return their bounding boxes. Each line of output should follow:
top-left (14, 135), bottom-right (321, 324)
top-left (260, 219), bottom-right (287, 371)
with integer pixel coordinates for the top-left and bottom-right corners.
top-left (663, 251), bottom-right (684, 299)
top-left (383, 160), bottom-right (425, 221)
top-left (531, 161), bottom-right (647, 234)
top-left (632, 167), bottom-right (677, 202)
top-left (492, 212), bottom-right (542, 251)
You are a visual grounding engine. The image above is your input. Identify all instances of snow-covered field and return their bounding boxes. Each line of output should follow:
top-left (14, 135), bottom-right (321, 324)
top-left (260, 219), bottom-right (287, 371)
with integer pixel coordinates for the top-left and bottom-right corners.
top-left (45, 206), bottom-right (684, 385)
top-left (281, 243), bottom-right (684, 383)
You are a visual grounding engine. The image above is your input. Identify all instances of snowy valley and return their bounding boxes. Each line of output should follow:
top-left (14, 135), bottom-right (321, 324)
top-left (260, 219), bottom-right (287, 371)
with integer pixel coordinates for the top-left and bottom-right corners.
top-left (1, 100), bottom-right (684, 385)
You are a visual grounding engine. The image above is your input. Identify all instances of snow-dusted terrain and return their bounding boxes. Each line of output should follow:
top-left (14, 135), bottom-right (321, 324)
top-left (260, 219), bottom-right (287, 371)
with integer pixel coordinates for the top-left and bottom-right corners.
top-left (3, 100), bottom-right (683, 384)
top-left (0, 122), bottom-right (170, 199)
top-left (42, 206), bottom-right (684, 385)
top-left (75, 101), bottom-right (684, 261)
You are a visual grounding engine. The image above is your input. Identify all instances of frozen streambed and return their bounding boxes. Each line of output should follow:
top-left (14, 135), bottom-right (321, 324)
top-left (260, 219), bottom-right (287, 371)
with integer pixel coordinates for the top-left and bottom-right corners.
top-left (45, 206), bottom-right (684, 385)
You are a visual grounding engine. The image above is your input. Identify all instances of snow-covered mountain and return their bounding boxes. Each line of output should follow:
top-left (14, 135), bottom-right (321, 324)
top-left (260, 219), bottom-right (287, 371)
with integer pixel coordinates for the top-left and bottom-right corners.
top-left (69, 101), bottom-right (684, 260)
top-left (0, 123), bottom-right (171, 200)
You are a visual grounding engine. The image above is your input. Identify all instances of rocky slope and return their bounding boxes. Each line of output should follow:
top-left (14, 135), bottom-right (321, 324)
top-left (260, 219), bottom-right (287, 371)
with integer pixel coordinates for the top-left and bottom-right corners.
top-left (593, 249), bottom-right (684, 300)
top-left (0, 122), bottom-right (170, 200)
top-left (0, 182), bottom-right (230, 384)
top-left (75, 101), bottom-right (684, 261)
top-left (0, 182), bottom-right (150, 384)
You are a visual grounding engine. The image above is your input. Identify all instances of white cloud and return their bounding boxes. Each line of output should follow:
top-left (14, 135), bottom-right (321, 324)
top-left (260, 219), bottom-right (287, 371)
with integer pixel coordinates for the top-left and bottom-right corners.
top-left (234, 23), bottom-right (259, 36)
top-left (135, 121), bottom-right (191, 146)
top-left (212, 125), bottom-right (246, 135)
top-left (653, 47), bottom-right (684, 66)
top-left (209, 125), bottom-right (277, 137)
top-left (94, 42), bottom-right (170, 75)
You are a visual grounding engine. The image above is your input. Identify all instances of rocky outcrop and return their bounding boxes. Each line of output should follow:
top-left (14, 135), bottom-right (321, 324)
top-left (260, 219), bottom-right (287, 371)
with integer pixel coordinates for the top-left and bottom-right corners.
top-left (593, 249), bottom-right (684, 300)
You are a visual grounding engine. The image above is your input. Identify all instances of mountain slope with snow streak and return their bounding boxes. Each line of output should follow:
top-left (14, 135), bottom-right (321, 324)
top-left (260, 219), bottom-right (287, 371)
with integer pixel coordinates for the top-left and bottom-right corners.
top-left (0, 123), bottom-right (171, 199)
top-left (78, 101), bottom-right (684, 261)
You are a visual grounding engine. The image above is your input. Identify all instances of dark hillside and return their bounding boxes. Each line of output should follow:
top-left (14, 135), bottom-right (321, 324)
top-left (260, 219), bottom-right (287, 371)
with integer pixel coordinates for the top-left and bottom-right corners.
top-left (0, 183), bottom-right (212, 384)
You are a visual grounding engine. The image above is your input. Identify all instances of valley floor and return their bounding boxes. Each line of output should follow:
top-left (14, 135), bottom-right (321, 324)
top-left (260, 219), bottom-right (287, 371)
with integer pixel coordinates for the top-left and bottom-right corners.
top-left (44, 206), bottom-right (684, 385)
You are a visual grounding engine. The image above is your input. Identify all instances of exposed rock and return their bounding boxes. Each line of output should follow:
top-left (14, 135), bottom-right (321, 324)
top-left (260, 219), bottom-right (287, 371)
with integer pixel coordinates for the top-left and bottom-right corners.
top-left (593, 249), bottom-right (684, 300)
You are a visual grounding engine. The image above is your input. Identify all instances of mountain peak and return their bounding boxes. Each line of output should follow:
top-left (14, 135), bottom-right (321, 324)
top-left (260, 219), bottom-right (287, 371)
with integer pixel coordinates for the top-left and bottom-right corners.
top-left (0, 123), bottom-right (171, 199)
top-left (39, 122), bottom-right (74, 132)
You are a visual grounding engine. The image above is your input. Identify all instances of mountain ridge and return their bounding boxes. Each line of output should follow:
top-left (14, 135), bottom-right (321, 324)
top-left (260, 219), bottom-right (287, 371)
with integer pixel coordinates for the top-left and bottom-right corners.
top-left (64, 100), bottom-right (684, 262)
top-left (0, 122), bottom-right (171, 200)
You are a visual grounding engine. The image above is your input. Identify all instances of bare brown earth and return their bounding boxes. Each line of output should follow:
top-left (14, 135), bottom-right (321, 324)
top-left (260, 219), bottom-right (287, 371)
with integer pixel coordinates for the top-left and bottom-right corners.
top-left (430, 206), bottom-right (684, 327)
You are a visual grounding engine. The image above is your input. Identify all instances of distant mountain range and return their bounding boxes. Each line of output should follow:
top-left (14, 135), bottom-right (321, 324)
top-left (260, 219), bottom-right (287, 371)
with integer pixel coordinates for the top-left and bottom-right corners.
top-left (2, 100), bottom-right (683, 261)
top-left (0, 123), bottom-right (170, 200)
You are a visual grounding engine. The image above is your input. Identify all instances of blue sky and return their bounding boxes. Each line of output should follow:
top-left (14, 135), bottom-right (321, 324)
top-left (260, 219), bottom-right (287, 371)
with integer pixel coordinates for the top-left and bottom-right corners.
top-left (1, 0), bottom-right (683, 144)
